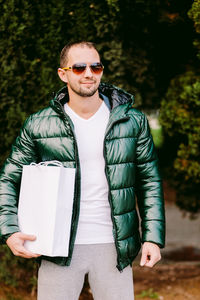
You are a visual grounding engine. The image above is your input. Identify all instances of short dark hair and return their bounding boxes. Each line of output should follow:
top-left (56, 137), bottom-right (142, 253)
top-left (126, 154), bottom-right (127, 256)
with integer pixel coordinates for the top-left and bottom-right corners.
top-left (60, 41), bottom-right (100, 67)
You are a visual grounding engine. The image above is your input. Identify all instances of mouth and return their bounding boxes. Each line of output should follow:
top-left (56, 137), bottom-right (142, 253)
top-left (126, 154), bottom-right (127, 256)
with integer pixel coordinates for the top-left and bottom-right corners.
top-left (81, 82), bottom-right (95, 84)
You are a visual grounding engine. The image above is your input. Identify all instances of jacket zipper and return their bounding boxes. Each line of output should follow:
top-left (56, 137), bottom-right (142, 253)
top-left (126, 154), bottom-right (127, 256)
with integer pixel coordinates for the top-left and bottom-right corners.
top-left (55, 99), bottom-right (130, 270)
top-left (103, 116), bottom-right (130, 272)
top-left (55, 100), bottom-right (81, 266)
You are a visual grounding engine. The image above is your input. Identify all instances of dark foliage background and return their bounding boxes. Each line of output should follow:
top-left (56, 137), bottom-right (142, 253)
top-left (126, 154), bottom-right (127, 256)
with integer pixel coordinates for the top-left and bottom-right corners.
top-left (1, 0), bottom-right (198, 170)
top-left (159, 0), bottom-right (200, 213)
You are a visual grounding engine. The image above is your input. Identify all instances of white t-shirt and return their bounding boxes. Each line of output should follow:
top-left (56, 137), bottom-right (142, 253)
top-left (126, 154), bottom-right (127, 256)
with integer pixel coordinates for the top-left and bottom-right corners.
top-left (64, 101), bottom-right (114, 244)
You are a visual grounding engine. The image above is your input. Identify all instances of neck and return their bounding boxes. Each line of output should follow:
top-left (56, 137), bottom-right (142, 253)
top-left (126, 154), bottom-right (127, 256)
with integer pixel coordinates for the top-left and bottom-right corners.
top-left (67, 89), bottom-right (103, 119)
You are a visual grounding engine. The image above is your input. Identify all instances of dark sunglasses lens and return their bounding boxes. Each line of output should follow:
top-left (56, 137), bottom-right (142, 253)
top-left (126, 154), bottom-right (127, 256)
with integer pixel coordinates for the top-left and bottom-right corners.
top-left (71, 63), bottom-right (103, 75)
top-left (91, 63), bottom-right (103, 74)
top-left (72, 64), bottom-right (87, 74)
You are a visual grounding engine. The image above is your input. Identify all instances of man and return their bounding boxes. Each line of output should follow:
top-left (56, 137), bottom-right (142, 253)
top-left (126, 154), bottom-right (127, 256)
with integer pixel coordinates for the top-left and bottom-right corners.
top-left (0, 41), bottom-right (165, 300)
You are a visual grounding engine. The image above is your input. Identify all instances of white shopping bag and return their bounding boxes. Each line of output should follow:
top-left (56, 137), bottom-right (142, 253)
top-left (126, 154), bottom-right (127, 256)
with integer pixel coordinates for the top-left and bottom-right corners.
top-left (18, 161), bottom-right (76, 257)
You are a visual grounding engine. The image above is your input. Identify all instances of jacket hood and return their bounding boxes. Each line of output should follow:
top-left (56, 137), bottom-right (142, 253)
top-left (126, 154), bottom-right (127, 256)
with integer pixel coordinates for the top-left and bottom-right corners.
top-left (50, 82), bottom-right (134, 110)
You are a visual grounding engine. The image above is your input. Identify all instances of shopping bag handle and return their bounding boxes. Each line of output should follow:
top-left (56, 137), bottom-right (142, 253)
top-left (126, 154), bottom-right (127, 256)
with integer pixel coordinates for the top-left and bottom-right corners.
top-left (30, 161), bottom-right (63, 167)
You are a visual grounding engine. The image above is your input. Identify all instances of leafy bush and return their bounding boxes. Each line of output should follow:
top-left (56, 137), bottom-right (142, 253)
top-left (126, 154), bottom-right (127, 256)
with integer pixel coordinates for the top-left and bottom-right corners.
top-left (160, 71), bottom-right (200, 212)
top-left (0, 246), bottom-right (37, 293)
top-left (188, 0), bottom-right (200, 60)
top-left (159, 0), bottom-right (200, 213)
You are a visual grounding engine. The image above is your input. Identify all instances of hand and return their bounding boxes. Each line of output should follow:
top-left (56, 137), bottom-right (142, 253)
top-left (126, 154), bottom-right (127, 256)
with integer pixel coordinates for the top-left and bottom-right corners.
top-left (140, 242), bottom-right (161, 268)
top-left (6, 232), bottom-right (41, 259)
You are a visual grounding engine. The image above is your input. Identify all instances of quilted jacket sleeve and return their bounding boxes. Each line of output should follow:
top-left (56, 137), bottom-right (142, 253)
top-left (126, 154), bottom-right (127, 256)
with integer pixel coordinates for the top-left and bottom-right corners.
top-left (0, 116), bottom-right (38, 244)
top-left (135, 113), bottom-right (165, 248)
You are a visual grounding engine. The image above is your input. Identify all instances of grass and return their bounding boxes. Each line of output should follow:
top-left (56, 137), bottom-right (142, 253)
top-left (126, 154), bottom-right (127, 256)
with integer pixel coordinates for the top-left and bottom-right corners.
top-left (136, 288), bottom-right (160, 299)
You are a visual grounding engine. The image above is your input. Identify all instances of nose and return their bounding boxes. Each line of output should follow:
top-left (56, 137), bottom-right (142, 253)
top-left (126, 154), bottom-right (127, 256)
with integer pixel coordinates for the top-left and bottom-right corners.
top-left (84, 65), bottom-right (93, 77)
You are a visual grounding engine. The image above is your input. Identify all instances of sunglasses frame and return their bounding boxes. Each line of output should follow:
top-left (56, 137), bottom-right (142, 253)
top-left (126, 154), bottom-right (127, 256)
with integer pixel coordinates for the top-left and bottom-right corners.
top-left (62, 62), bottom-right (104, 75)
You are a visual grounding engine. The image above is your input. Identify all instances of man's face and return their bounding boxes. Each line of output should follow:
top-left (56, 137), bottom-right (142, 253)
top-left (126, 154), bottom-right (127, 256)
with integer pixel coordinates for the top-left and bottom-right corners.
top-left (62, 46), bottom-right (103, 97)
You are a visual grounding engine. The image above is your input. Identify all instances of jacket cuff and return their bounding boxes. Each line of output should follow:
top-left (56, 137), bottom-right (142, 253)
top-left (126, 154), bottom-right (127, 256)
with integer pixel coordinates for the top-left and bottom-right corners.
top-left (141, 220), bottom-right (165, 248)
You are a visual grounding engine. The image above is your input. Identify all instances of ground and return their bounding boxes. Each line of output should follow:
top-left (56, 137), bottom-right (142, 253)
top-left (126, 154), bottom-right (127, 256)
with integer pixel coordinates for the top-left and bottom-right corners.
top-left (1, 259), bottom-right (200, 300)
top-left (79, 260), bottom-right (200, 300)
top-left (133, 262), bottom-right (200, 300)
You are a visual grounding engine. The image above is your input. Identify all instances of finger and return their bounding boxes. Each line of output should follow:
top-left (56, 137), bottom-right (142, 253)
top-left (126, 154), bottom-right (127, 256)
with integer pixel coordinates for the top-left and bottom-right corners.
top-left (140, 250), bottom-right (148, 266)
top-left (21, 251), bottom-right (41, 258)
top-left (20, 233), bottom-right (37, 241)
top-left (144, 257), bottom-right (158, 268)
top-left (19, 247), bottom-right (41, 257)
top-left (16, 250), bottom-right (41, 258)
top-left (19, 252), bottom-right (41, 259)
top-left (143, 261), bottom-right (154, 268)
top-left (144, 255), bottom-right (161, 268)
top-left (12, 245), bottom-right (41, 258)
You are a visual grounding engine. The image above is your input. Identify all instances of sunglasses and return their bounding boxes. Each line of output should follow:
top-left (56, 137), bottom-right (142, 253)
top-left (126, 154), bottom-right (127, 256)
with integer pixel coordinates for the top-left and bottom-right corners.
top-left (62, 62), bottom-right (104, 75)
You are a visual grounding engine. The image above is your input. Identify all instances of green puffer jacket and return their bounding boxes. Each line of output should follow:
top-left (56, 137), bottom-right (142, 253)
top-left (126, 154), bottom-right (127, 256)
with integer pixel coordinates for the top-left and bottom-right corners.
top-left (0, 83), bottom-right (165, 271)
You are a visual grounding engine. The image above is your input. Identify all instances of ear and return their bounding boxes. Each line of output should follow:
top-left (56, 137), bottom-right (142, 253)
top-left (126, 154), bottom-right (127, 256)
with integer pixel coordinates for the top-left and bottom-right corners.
top-left (57, 68), bottom-right (68, 83)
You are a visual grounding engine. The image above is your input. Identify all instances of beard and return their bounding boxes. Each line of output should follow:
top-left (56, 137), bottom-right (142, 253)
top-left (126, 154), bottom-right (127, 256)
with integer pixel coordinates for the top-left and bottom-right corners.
top-left (67, 79), bottom-right (100, 97)
top-left (71, 85), bottom-right (98, 97)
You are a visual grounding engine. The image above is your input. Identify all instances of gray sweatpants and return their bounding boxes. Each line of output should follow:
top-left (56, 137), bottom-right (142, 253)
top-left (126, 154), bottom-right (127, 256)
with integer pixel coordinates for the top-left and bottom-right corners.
top-left (37, 243), bottom-right (134, 300)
